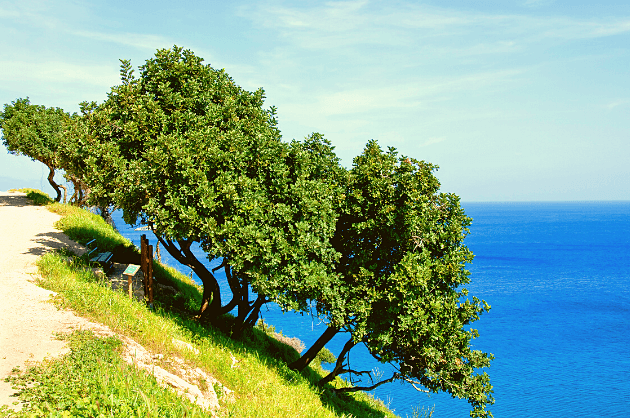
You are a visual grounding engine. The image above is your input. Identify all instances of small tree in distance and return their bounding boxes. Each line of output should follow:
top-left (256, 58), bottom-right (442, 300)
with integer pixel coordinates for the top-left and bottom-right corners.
top-left (0, 98), bottom-right (69, 202)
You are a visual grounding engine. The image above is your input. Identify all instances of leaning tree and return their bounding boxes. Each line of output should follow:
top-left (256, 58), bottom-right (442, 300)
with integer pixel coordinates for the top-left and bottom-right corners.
top-left (83, 47), bottom-right (343, 328)
top-left (0, 98), bottom-right (69, 202)
top-left (289, 141), bottom-right (494, 417)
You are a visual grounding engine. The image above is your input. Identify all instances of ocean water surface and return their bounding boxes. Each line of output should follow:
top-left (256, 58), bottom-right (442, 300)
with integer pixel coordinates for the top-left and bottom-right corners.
top-left (113, 202), bottom-right (630, 417)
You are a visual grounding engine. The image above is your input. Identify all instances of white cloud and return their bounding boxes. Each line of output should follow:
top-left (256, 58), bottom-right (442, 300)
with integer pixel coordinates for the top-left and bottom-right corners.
top-left (0, 0), bottom-right (172, 51)
top-left (0, 6), bottom-right (20, 18)
top-left (0, 60), bottom-right (118, 87)
top-left (589, 20), bottom-right (630, 37)
top-left (276, 68), bottom-right (525, 132)
top-left (243, 1), bottom-right (630, 54)
top-left (606, 99), bottom-right (630, 109)
top-left (419, 137), bottom-right (446, 147)
top-left (69, 30), bottom-right (173, 51)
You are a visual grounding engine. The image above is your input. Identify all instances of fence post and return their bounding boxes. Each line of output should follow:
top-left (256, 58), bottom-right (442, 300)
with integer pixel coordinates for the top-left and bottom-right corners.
top-left (140, 234), bottom-right (148, 298)
top-left (147, 244), bottom-right (154, 305)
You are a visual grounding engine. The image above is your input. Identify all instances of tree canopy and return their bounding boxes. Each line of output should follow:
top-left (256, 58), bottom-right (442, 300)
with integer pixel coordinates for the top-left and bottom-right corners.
top-left (82, 47), bottom-right (343, 329)
top-left (290, 141), bottom-right (493, 417)
top-left (0, 98), bottom-right (69, 202)
top-left (0, 98), bottom-right (92, 205)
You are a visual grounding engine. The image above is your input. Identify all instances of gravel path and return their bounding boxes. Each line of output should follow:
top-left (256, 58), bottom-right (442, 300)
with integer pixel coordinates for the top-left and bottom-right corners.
top-left (0, 191), bottom-right (101, 408)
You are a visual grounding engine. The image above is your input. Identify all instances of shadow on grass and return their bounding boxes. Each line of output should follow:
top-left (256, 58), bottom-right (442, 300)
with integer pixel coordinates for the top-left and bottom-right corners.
top-left (161, 311), bottom-right (392, 418)
top-left (0, 192), bottom-right (40, 207)
top-left (5, 188), bottom-right (55, 206)
top-left (38, 200), bottom-right (394, 418)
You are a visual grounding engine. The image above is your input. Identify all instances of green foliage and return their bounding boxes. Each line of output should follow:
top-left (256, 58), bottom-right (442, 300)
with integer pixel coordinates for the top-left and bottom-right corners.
top-left (4, 43), bottom-right (494, 416)
top-left (0, 98), bottom-right (67, 167)
top-left (57, 110), bottom-right (94, 206)
top-left (308, 141), bottom-right (494, 417)
top-left (14, 188), bottom-right (54, 205)
top-left (82, 46), bottom-right (343, 324)
top-left (0, 98), bottom-right (71, 202)
top-left (314, 347), bottom-right (337, 367)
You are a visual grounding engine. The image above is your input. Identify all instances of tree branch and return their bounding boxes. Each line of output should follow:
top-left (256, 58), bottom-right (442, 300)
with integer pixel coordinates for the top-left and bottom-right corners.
top-left (289, 326), bottom-right (340, 372)
top-left (318, 337), bottom-right (357, 386)
top-left (333, 373), bottom-right (400, 394)
top-left (156, 236), bottom-right (187, 265)
top-left (212, 259), bottom-right (227, 273)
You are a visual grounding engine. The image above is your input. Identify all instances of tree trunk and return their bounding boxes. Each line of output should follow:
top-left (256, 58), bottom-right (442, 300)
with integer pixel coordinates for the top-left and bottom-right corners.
top-left (238, 284), bottom-right (249, 322)
top-left (243, 295), bottom-right (266, 328)
top-left (198, 282), bottom-right (216, 318)
top-left (76, 180), bottom-right (89, 207)
top-left (212, 259), bottom-right (260, 328)
top-left (69, 179), bottom-right (78, 204)
top-left (46, 165), bottom-right (62, 203)
top-left (289, 325), bottom-right (340, 371)
top-left (68, 176), bottom-right (85, 206)
top-left (156, 236), bottom-right (226, 323)
top-left (178, 239), bottom-right (223, 320)
top-left (98, 205), bottom-right (116, 229)
top-left (59, 184), bottom-right (67, 204)
top-left (318, 337), bottom-right (357, 386)
top-left (232, 294), bottom-right (267, 338)
top-left (218, 262), bottom-right (244, 316)
top-left (77, 186), bottom-right (85, 206)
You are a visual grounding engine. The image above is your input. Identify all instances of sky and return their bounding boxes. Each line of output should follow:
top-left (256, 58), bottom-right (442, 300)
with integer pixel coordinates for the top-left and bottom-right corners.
top-left (1, 0), bottom-right (629, 201)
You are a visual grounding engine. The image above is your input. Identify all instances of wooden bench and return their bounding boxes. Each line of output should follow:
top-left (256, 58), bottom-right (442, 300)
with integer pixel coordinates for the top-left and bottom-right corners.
top-left (85, 239), bottom-right (114, 273)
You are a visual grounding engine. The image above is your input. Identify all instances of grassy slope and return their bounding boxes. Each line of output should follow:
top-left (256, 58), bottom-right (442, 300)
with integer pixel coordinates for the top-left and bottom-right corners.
top-left (2, 189), bottom-right (401, 418)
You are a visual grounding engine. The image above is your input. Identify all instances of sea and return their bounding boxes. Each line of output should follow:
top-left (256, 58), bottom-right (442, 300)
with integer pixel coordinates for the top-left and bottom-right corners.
top-left (112, 201), bottom-right (630, 417)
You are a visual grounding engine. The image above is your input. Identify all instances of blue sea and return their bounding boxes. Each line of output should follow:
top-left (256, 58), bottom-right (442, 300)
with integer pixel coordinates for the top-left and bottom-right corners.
top-left (113, 202), bottom-right (630, 417)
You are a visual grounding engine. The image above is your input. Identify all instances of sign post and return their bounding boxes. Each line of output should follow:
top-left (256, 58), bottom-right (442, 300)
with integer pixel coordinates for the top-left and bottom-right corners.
top-left (123, 264), bottom-right (141, 298)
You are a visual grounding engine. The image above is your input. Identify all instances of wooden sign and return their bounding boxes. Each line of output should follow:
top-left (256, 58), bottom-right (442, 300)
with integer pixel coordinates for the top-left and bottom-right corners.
top-left (123, 264), bottom-right (140, 276)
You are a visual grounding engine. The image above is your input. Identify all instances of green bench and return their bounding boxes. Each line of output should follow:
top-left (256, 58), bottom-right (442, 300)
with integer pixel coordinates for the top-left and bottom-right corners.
top-left (85, 239), bottom-right (114, 273)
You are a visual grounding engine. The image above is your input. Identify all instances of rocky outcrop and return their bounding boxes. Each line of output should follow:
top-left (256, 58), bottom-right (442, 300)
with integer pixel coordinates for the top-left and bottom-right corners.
top-left (120, 336), bottom-right (233, 415)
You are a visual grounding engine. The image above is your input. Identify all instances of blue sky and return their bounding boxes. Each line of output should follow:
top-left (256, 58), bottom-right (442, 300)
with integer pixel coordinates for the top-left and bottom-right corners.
top-left (1, 0), bottom-right (629, 201)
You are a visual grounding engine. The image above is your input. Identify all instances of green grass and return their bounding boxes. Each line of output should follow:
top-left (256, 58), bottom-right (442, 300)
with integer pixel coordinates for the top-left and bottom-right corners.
top-left (2, 189), bottom-right (405, 418)
top-left (1, 331), bottom-right (208, 417)
top-left (9, 188), bottom-right (54, 206)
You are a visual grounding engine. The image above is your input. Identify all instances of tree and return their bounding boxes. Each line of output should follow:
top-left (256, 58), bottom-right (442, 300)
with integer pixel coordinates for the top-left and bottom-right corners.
top-left (56, 110), bottom-right (94, 207)
top-left (290, 141), bottom-right (494, 417)
top-left (0, 98), bottom-right (69, 202)
top-left (83, 47), bottom-right (343, 328)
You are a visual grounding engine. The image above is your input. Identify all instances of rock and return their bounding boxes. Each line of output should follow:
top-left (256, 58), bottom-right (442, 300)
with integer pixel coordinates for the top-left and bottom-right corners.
top-left (156, 282), bottom-right (178, 296)
top-left (152, 365), bottom-right (219, 411)
top-left (120, 336), bottom-right (226, 414)
top-left (91, 268), bottom-right (105, 280)
top-left (173, 338), bottom-right (200, 355)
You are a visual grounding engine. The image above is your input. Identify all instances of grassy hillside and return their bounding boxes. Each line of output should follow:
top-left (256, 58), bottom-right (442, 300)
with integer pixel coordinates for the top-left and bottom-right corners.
top-left (1, 189), bottom-right (414, 418)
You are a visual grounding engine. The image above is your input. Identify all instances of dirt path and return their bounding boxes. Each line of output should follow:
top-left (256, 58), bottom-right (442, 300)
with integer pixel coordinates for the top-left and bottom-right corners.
top-left (0, 191), bottom-right (225, 413)
top-left (0, 191), bottom-right (100, 407)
